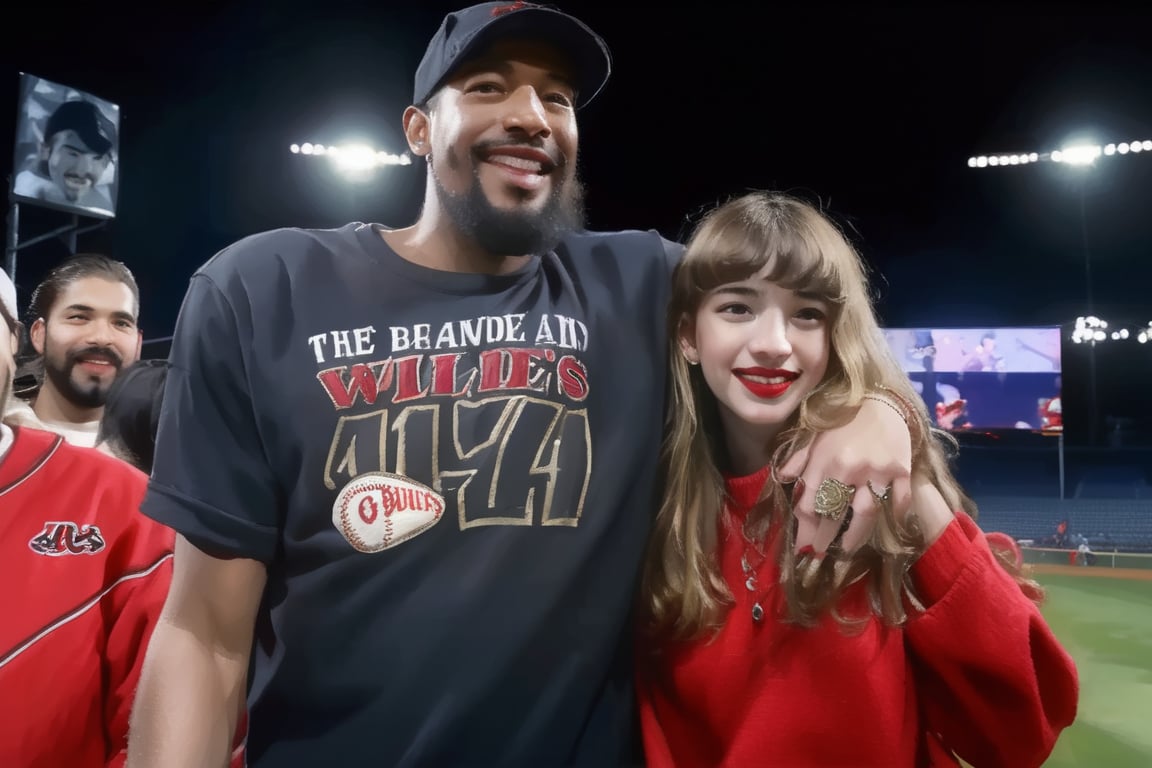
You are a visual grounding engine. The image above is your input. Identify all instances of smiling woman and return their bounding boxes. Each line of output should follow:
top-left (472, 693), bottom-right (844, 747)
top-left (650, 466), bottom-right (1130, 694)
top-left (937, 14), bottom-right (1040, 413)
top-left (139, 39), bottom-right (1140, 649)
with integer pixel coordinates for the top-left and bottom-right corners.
top-left (636, 190), bottom-right (1080, 768)
top-left (682, 277), bottom-right (831, 476)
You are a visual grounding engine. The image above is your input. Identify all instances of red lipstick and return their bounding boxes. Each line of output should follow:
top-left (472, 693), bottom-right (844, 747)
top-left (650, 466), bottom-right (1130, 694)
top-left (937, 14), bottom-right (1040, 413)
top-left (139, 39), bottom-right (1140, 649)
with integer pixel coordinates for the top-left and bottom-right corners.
top-left (733, 368), bottom-right (799, 399)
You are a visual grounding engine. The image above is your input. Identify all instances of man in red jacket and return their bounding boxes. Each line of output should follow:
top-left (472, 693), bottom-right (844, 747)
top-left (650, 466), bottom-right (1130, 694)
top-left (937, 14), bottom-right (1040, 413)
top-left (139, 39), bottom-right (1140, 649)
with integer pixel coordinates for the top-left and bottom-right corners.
top-left (0, 267), bottom-right (176, 767)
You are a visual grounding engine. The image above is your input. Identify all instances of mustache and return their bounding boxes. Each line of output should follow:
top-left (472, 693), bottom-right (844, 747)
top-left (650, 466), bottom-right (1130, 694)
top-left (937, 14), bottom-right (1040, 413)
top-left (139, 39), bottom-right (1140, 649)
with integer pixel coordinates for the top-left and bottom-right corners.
top-left (66, 345), bottom-right (124, 369)
top-left (471, 138), bottom-right (566, 169)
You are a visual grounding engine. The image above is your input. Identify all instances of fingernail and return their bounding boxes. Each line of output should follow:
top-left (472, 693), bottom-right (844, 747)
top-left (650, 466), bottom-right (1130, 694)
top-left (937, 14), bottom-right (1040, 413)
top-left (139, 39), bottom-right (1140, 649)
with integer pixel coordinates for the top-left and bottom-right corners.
top-left (796, 545), bottom-right (815, 556)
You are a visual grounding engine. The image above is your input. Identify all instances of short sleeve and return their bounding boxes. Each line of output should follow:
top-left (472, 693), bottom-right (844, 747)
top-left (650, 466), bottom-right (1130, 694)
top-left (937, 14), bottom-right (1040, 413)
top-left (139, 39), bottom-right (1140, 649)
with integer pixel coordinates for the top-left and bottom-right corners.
top-left (141, 273), bottom-right (281, 562)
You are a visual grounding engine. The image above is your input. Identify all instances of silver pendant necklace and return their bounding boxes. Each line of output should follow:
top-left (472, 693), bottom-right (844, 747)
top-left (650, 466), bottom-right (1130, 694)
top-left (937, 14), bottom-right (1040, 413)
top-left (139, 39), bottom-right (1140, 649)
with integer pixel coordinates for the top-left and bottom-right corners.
top-left (740, 526), bottom-right (768, 623)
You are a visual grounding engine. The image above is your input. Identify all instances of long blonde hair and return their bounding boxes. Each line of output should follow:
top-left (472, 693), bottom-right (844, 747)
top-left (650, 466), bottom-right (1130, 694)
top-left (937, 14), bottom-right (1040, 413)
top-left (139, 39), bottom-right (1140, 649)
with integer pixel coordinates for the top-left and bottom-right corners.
top-left (640, 191), bottom-right (1037, 644)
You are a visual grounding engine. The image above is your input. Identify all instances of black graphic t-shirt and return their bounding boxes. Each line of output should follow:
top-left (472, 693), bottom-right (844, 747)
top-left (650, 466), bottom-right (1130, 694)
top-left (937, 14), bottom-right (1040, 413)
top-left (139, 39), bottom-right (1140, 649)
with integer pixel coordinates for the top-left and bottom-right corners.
top-left (143, 223), bottom-right (680, 766)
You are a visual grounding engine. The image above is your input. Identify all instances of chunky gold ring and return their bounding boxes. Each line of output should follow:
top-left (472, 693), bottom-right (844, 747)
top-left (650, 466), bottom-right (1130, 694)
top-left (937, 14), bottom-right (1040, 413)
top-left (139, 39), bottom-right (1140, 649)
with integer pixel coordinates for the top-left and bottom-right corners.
top-left (814, 478), bottom-right (855, 522)
top-left (867, 480), bottom-right (893, 505)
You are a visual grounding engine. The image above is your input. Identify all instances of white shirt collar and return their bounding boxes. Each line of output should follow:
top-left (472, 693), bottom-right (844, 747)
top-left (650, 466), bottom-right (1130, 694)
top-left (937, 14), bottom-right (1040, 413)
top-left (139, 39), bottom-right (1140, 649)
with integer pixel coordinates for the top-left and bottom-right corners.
top-left (0, 422), bottom-right (14, 463)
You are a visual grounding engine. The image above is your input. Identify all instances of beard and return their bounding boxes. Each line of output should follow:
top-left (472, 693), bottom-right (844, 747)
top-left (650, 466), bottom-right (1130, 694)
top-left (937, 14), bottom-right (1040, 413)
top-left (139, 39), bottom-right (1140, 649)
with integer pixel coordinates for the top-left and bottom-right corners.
top-left (43, 344), bottom-right (123, 410)
top-left (432, 143), bottom-right (585, 258)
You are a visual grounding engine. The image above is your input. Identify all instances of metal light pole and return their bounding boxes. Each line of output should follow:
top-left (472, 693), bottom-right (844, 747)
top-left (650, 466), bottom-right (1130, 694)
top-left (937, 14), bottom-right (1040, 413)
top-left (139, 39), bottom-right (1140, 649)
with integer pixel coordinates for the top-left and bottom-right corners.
top-left (1077, 182), bottom-right (1099, 446)
top-left (967, 138), bottom-right (1151, 451)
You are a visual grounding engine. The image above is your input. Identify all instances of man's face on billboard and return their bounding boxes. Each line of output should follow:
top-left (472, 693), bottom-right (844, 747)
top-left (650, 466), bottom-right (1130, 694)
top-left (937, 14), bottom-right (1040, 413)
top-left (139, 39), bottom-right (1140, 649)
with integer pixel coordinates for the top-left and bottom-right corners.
top-left (42, 130), bottom-right (111, 202)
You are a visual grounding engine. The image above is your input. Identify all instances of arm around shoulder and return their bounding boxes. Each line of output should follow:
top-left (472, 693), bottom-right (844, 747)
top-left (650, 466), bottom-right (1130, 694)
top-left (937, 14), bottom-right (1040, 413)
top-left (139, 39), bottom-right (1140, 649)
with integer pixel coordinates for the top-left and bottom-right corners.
top-left (127, 535), bottom-right (267, 768)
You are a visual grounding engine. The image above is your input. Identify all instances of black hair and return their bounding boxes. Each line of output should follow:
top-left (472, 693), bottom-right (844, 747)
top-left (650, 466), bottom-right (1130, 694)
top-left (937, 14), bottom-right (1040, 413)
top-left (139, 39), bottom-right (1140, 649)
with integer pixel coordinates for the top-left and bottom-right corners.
top-left (27, 253), bottom-right (139, 325)
top-left (14, 254), bottom-right (140, 398)
top-left (96, 359), bottom-right (169, 473)
top-left (44, 100), bottom-right (116, 157)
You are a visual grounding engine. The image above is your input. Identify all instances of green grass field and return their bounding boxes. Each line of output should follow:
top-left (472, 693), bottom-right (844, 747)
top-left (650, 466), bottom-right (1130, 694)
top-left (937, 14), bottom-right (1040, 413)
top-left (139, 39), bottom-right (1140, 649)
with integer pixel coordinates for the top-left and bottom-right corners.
top-left (1037, 572), bottom-right (1152, 767)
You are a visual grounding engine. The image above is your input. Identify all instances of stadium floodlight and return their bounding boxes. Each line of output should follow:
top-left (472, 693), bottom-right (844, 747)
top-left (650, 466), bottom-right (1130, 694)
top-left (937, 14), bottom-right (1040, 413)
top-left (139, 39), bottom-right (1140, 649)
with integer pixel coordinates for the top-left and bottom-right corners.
top-left (1055, 144), bottom-right (1101, 165)
top-left (290, 141), bottom-right (413, 179)
top-left (966, 138), bottom-right (1152, 169)
top-left (1071, 315), bottom-right (1113, 345)
top-left (1072, 316), bottom-right (1150, 345)
top-left (969, 133), bottom-right (1150, 445)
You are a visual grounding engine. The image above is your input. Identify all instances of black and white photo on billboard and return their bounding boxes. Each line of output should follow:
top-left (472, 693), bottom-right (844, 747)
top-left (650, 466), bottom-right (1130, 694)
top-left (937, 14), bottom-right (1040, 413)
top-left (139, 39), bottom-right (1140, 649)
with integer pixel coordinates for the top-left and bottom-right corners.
top-left (10, 73), bottom-right (120, 219)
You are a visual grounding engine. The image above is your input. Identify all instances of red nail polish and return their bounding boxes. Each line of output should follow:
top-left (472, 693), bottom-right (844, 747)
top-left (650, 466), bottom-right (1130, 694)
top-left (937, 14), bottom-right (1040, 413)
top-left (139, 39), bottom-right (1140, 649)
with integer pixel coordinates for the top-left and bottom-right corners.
top-left (797, 545), bottom-right (814, 556)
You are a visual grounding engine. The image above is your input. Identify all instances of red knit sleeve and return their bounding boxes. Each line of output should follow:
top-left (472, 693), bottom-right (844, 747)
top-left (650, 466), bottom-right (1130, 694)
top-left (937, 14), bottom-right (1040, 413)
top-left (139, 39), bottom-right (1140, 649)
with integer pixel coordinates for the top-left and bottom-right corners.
top-left (635, 649), bottom-right (678, 768)
top-left (904, 514), bottom-right (1079, 768)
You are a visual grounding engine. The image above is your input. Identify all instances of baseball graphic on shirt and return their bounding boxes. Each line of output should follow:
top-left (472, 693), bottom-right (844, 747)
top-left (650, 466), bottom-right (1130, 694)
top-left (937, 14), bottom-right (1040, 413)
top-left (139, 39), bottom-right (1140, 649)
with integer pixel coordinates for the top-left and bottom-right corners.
top-left (333, 472), bottom-right (446, 553)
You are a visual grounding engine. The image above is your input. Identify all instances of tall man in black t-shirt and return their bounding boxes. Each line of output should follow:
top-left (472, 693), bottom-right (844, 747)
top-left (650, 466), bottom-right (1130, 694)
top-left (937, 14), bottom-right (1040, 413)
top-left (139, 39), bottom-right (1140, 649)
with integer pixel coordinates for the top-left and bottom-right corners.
top-left (128, 4), bottom-right (916, 766)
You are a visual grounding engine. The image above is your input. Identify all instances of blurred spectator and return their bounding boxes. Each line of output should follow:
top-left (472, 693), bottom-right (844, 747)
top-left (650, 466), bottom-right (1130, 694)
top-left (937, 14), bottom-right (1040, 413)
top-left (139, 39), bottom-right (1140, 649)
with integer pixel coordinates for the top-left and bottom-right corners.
top-left (6, 254), bottom-right (142, 447)
top-left (97, 359), bottom-right (169, 473)
top-left (0, 266), bottom-right (174, 766)
top-left (1074, 535), bottom-right (1096, 567)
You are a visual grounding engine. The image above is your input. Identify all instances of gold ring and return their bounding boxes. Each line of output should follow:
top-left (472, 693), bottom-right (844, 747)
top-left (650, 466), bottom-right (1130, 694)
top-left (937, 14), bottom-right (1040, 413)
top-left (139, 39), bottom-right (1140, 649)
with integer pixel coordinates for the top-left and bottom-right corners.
top-left (867, 480), bottom-right (893, 505)
top-left (814, 478), bottom-right (855, 522)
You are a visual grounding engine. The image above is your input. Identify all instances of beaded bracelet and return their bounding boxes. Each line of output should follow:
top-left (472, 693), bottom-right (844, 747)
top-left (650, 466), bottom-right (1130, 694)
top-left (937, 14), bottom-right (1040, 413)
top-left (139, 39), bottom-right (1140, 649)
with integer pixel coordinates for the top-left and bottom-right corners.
top-left (862, 394), bottom-right (907, 424)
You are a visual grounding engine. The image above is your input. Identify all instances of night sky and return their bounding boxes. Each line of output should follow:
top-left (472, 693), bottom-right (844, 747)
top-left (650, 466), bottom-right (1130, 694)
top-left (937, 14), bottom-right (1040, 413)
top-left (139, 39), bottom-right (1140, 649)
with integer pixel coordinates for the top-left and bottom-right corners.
top-left (4, 1), bottom-right (1151, 446)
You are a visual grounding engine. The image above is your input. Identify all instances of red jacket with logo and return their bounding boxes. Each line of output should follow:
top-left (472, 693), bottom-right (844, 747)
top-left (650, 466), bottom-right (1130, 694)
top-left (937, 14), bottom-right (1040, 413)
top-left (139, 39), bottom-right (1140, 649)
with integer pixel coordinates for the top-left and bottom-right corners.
top-left (0, 426), bottom-right (174, 767)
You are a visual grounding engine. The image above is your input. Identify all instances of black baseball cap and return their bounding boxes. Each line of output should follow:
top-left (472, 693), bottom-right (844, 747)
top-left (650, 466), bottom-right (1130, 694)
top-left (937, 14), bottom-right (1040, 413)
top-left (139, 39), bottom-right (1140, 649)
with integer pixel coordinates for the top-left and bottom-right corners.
top-left (44, 100), bottom-right (117, 156)
top-left (414, 2), bottom-right (612, 109)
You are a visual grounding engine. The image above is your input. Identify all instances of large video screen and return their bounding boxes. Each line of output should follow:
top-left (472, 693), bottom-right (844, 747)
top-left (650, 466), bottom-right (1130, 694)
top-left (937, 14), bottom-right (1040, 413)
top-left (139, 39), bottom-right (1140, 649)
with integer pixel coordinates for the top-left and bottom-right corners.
top-left (883, 327), bottom-right (1063, 433)
top-left (10, 73), bottom-right (120, 219)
